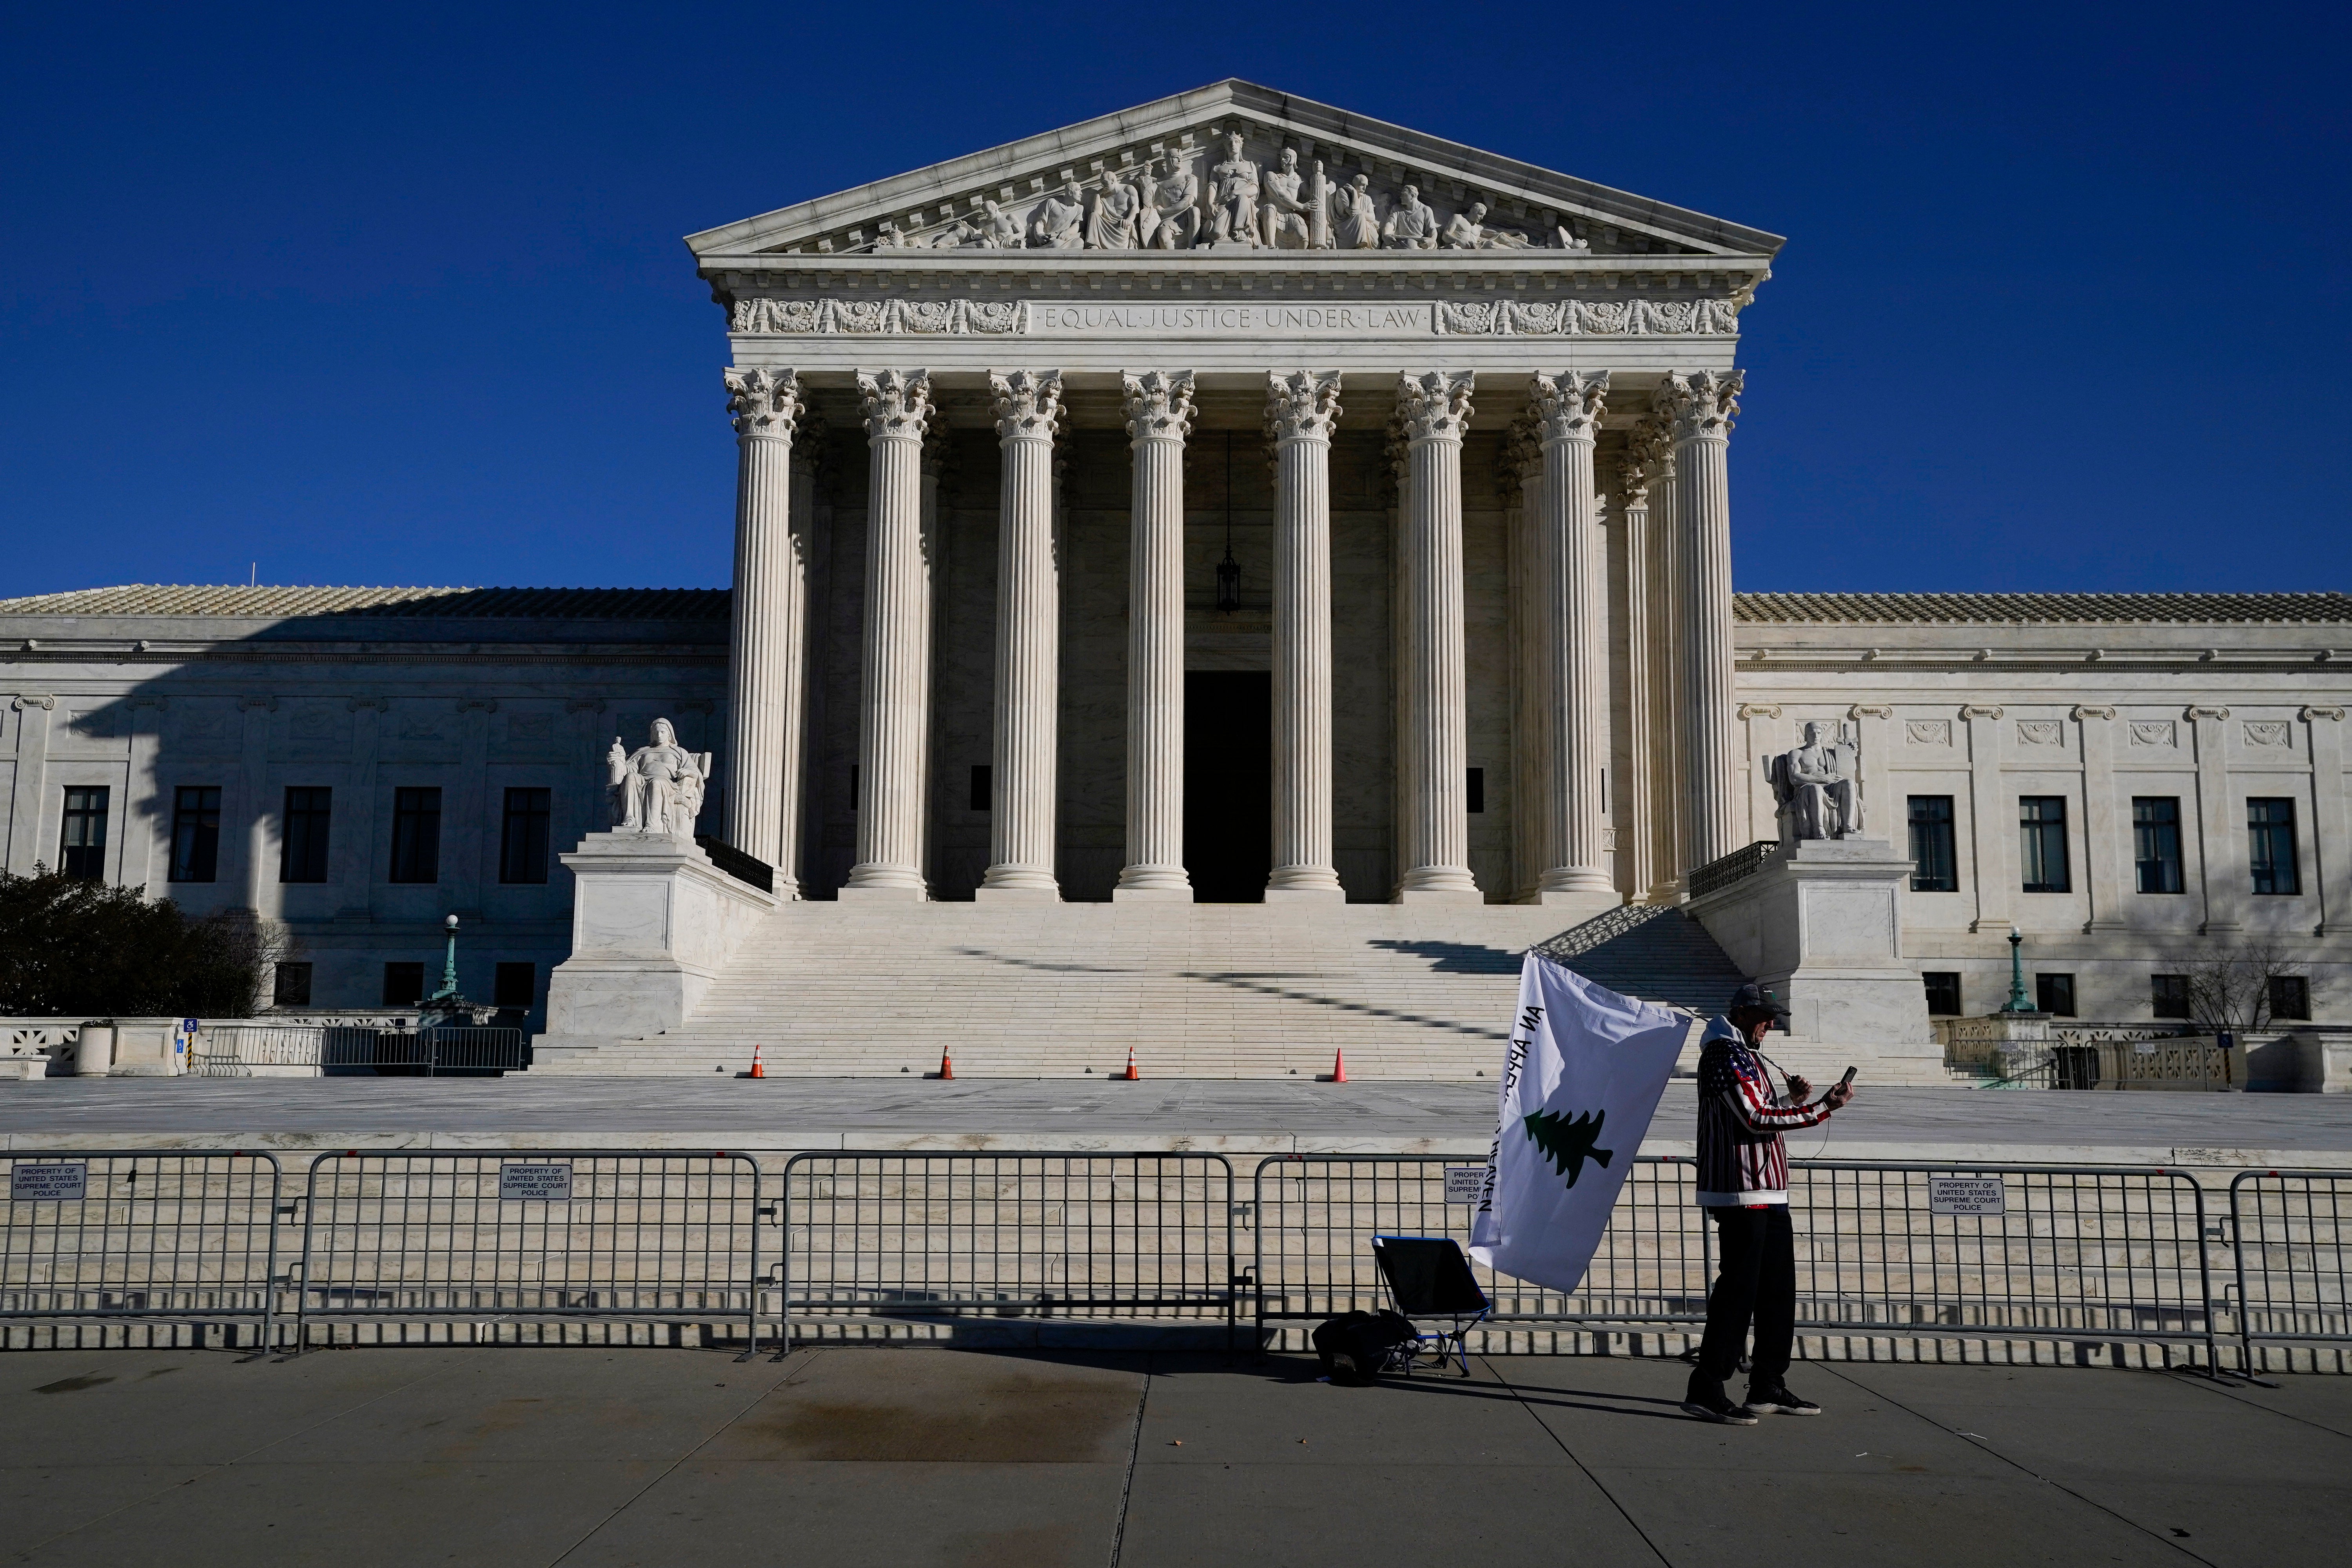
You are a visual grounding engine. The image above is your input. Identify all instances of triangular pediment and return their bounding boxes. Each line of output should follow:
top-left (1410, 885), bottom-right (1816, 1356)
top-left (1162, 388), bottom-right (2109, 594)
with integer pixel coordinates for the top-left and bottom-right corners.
top-left (685, 81), bottom-right (1782, 262)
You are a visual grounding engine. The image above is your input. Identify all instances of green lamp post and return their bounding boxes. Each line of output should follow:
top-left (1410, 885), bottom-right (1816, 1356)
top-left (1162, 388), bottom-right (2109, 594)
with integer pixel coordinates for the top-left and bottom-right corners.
top-left (427, 914), bottom-right (462, 1008)
top-left (2000, 924), bottom-right (2034, 1014)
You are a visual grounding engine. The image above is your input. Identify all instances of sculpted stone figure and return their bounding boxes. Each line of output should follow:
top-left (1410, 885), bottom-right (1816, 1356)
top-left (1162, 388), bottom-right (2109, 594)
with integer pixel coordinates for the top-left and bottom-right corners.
top-left (872, 219), bottom-right (913, 250)
top-left (1087, 169), bottom-right (1142, 250)
top-left (1258, 148), bottom-right (1315, 248)
top-left (982, 198), bottom-right (1024, 249)
top-left (1441, 201), bottom-right (1532, 249)
top-left (1382, 184), bottom-right (1439, 249)
top-left (606, 718), bottom-right (708, 838)
top-left (1145, 155), bottom-right (1199, 250)
top-left (1767, 721), bottom-right (1864, 842)
top-left (1031, 183), bottom-right (1084, 249)
top-left (1329, 173), bottom-right (1380, 249)
top-left (1207, 131), bottom-right (1261, 247)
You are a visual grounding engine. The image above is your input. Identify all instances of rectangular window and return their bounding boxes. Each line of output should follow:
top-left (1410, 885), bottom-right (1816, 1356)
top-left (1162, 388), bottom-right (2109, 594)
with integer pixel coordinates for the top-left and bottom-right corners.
top-left (499, 787), bottom-right (552, 884)
top-left (2036, 973), bottom-right (2077, 1018)
top-left (969, 764), bottom-right (991, 813)
top-left (388, 787), bottom-right (442, 884)
top-left (382, 962), bottom-right (425, 1007)
top-left (494, 962), bottom-right (536, 1009)
top-left (2132, 797), bottom-right (2183, 894)
top-left (849, 763), bottom-right (858, 814)
top-left (58, 786), bottom-right (110, 880)
top-left (2020, 796), bottom-right (2071, 893)
top-left (2151, 973), bottom-right (2192, 1020)
top-left (1907, 796), bottom-right (1958, 892)
top-left (2270, 975), bottom-right (2311, 1022)
top-left (280, 787), bottom-right (332, 883)
top-left (1466, 768), bottom-right (1486, 814)
top-left (2249, 798), bottom-right (2301, 895)
top-left (169, 786), bottom-right (221, 883)
top-left (272, 962), bottom-right (313, 1008)
top-left (1921, 971), bottom-right (1963, 1017)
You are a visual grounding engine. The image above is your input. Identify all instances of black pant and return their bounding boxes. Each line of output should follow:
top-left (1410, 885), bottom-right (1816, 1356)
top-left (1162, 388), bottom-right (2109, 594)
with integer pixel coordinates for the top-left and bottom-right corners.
top-left (1695, 1205), bottom-right (1795, 1387)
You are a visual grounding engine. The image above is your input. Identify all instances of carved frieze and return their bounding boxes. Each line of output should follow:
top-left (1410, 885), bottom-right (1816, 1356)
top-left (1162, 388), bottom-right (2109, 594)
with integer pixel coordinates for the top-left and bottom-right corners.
top-left (2016, 721), bottom-right (2062, 747)
top-left (730, 294), bottom-right (1741, 338)
top-left (2244, 721), bottom-right (2292, 748)
top-left (1906, 720), bottom-right (1952, 746)
top-left (2129, 721), bottom-right (2177, 748)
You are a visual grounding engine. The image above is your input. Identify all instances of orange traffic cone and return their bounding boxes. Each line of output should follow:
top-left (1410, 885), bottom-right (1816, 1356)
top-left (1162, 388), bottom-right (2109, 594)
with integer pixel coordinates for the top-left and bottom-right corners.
top-left (1330, 1049), bottom-right (1348, 1084)
top-left (938, 1047), bottom-right (954, 1081)
top-left (1120, 1046), bottom-right (1139, 1081)
top-left (746, 1044), bottom-right (765, 1080)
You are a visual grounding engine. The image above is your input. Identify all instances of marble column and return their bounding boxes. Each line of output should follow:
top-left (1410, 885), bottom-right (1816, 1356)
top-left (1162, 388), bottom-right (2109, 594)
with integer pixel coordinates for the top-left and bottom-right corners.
top-left (1531, 370), bottom-right (1615, 903)
top-left (1657, 370), bottom-right (1745, 877)
top-left (1392, 370), bottom-right (1481, 903)
top-left (1264, 370), bottom-right (1346, 903)
top-left (979, 370), bottom-right (1063, 900)
top-left (843, 368), bottom-right (934, 899)
top-left (1115, 370), bottom-right (1195, 900)
top-left (1641, 416), bottom-right (1685, 901)
top-left (719, 367), bottom-right (806, 890)
top-left (1614, 437), bottom-right (1660, 902)
top-left (1502, 416), bottom-right (1544, 900)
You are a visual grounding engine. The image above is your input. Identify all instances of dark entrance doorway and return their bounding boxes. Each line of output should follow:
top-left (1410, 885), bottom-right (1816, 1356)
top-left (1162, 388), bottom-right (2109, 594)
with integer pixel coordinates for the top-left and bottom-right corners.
top-left (1184, 670), bottom-right (1270, 902)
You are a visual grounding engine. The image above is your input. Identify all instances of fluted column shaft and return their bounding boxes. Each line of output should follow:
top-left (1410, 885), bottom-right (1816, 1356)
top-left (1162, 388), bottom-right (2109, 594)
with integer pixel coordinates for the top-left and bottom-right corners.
top-left (720, 368), bottom-right (804, 889)
top-left (1116, 371), bottom-right (1195, 898)
top-left (845, 369), bottom-right (933, 897)
top-left (1614, 435), bottom-right (1661, 903)
top-left (981, 371), bottom-right (1063, 898)
top-left (1502, 417), bottom-right (1544, 900)
top-left (1532, 372), bottom-right (1615, 899)
top-left (1661, 370), bottom-right (1745, 875)
top-left (1393, 370), bottom-right (1480, 900)
top-left (1643, 423), bottom-right (1685, 900)
top-left (1265, 371), bottom-right (1345, 900)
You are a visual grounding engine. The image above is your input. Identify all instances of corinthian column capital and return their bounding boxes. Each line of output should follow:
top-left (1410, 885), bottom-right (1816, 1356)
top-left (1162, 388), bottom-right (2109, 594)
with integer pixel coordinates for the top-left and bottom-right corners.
top-left (1121, 370), bottom-right (1196, 442)
top-left (856, 368), bottom-right (933, 439)
top-left (1655, 369), bottom-right (1743, 441)
top-left (1530, 369), bottom-right (1608, 443)
top-left (1620, 419), bottom-right (1671, 505)
top-left (988, 370), bottom-right (1064, 441)
top-left (1265, 370), bottom-right (1343, 443)
top-left (1396, 370), bottom-right (1474, 441)
top-left (724, 367), bottom-right (801, 440)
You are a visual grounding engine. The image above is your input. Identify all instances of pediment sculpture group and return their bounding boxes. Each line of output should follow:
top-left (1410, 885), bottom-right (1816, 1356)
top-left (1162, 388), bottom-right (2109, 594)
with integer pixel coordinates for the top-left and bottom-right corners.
top-left (867, 134), bottom-right (1591, 256)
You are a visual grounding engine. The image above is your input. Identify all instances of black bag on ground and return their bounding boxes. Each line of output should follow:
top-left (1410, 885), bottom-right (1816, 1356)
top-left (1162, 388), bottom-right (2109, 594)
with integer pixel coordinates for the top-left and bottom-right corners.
top-left (1311, 1309), bottom-right (1417, 1385)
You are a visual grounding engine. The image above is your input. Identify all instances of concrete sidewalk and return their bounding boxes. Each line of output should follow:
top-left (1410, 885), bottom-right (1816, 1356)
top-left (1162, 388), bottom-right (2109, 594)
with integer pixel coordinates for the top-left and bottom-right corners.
top-left (5, 1346), bottom-right (2346, 1566)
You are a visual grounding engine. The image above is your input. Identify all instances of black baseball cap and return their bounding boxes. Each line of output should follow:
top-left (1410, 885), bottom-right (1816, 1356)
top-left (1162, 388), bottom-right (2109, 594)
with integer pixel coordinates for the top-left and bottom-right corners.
top-left (1726, 983), bottom-right (1790, 1020)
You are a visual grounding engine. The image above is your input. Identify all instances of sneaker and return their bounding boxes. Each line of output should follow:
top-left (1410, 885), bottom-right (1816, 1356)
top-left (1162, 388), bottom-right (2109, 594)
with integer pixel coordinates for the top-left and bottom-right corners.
top-left (1745, 1383), bottom-right (1821, 1416)
top-left (1681, 1380), bottom-right (1759, 1425)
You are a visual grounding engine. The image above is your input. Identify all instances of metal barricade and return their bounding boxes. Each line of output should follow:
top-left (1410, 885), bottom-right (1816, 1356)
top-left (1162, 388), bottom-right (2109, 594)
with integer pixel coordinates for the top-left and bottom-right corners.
top-left (1254, 1156), bottom-right (2220, 1366)
top-left (292, 1150), bottom-right (764, 1349)
top-left (1788, 1163), bottom-right (2218, 1365)
top-left (1, 1151), bottom-right (282, 1345)
top-left (778, 1152), bottom-right (1237, 1348)
top-left (195, 1026), bottom-right (527, 1077)
top-left (2230, 1171), bottom-right (2351, 1363)
top-left (1251, 1155), bottom-right (1709, 1341)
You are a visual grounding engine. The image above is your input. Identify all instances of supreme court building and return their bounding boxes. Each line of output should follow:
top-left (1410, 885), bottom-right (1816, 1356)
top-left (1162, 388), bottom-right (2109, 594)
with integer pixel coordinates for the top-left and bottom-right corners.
top-left (3, 82), bottom-right (2345, 1074)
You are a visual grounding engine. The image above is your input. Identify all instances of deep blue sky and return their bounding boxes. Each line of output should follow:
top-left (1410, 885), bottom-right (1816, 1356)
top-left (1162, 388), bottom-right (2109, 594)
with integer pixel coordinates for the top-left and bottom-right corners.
top-left (3, 2), bottom-right (2345, 597)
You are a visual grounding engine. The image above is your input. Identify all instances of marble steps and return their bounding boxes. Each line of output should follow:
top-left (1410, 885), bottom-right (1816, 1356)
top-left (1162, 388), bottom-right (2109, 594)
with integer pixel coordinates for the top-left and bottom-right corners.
top-left (535, 901), bottom-right (1808, 1080)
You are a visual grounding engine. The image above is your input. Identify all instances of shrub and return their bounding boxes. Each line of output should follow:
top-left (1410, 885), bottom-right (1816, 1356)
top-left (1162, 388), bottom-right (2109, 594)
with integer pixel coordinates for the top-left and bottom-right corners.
top-left (0, 867), bottom-right (298, 1018)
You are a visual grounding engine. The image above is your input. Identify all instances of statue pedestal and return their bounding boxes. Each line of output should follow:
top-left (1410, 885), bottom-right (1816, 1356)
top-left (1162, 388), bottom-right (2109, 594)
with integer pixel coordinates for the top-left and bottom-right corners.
top-left (1684, 837), bottom-right (1941, 1083)
top-left (532, 832), bottom-right (778, 1068)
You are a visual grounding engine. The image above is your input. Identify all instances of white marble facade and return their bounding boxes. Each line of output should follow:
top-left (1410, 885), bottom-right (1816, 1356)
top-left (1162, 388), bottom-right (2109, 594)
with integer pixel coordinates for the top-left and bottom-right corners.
top-left (0, 82), bottom-right (2346, 1034)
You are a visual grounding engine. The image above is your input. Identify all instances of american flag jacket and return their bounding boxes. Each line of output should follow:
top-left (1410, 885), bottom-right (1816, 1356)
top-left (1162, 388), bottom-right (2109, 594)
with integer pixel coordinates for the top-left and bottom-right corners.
top-left (1695, 1015), bottom-right (1834, 1206)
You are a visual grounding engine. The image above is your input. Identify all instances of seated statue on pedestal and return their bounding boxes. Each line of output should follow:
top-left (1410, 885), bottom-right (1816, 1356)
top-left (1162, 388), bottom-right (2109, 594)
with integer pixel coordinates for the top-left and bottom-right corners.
top-left (1767, 720), bottom-right (1863, 841)
top-left (605, 718), bottom-right (708, 837)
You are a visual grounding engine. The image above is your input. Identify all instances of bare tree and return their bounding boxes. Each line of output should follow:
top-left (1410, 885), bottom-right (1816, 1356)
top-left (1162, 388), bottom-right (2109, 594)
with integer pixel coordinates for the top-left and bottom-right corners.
top-left (191, 908), bottom-right (307, 1016)
top-left (2181, 941), bottom-right (2305, 1034)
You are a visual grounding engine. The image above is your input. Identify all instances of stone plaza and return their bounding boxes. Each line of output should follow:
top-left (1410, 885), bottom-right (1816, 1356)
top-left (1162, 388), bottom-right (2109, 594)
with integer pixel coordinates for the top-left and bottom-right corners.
top-left (0, 81), bottom-right (2345, 1080)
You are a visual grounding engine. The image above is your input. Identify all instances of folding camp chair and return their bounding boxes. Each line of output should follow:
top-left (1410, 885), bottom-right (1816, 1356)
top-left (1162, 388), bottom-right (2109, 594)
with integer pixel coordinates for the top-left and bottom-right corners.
top-left (1370, 1235), bottom-right (1492, 1377)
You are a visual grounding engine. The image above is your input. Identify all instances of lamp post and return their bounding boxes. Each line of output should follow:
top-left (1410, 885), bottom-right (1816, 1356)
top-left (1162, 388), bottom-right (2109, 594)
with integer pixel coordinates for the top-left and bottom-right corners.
top-left (2000, 923), bottom-right (2034, 1014)
top-left (428, 914), bottom-right (461, 1007)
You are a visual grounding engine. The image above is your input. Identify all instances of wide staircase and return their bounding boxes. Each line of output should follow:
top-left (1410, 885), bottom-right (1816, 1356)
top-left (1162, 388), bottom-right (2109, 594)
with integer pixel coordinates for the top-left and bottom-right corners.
top-left (534, 901), bottom-right (1756, 1079)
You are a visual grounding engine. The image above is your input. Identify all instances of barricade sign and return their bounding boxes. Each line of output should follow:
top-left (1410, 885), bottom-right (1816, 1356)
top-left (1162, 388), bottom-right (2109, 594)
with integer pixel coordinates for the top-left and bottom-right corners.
top-left (11, 1163), bottom-right (88, 1201)
top-left (499, 1163), bottom-right (573, 1201)
top-left (1928, 1176), bottom-right (2005, 1216)
top-left (1443, 1167), bottom-right (1484, 1203)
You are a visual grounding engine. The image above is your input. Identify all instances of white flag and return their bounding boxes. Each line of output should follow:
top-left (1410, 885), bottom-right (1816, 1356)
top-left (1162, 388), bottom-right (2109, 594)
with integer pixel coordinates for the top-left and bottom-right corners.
top-left (1468, 952), bottom-right (1689, 1295)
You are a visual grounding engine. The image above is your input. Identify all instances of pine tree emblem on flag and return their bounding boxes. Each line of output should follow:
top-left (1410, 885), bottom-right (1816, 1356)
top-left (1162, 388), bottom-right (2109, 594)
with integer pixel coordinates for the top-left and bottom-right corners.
top-left (1522, 1109), bottom-right (1612, 1187)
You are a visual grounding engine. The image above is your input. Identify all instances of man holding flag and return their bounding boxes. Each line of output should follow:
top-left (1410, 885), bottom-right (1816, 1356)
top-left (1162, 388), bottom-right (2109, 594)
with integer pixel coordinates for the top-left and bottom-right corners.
top-left (1683, 982), bottom-right (1855, 1425)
